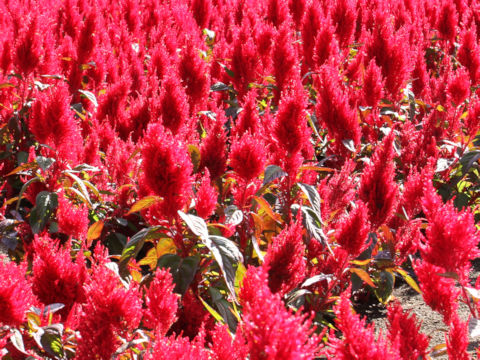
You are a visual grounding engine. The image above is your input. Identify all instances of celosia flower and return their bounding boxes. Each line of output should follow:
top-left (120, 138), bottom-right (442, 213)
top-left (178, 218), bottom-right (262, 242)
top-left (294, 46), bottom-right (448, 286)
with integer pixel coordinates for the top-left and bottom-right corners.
top-left (191, 0), bottom-right (212, 29)
top-left (158, 73), bottom-right (190, 135)
top-left (387, 301), bottom-right (429, 359)
top-left (446, 313), bottom-right (469, 360)
top-left (272, 25), bottom-right (298, 96)
top-left (147, 333), bottom-right (210, 360)
top-left (233, 90), bottom-right (260, 136)
top-left (239, 266), bottom-right (320, 360)
top-left (313, 17), bottom-right (338, 69)
top-left (210, 323), bottom-right (249, 360)
top-left (56, 191), bottom-right (89, 240)
top-left (31, 235), bottom-right (87, 318)
top-left (447, 67), bottom-right (470, 106)
top-left (263, 215), bottom-right (306, 296)
top-left (335, 201), bottom-right (370, 258)
top-left (140, 123), bottom-right (193, 218)
top-left (143, 268), bottom-right (178, 335)
top-left (325, 289), bottom-right (399, 359)
top-left (421, 181), bottom-right (480, 276)
top-left (195, 170), bottom-right (218, 219)
top-left (14, 16), bottom-right (42, 75)
top-left (458, 28), bottom-right (480, 83)
top-left (76, 264), bottom-right (142, 360)
top-left (436, 0), bottom-right (458, 43)
top-left (200, 115), bottom-right (228, 180)
top-left (0, 257), bottom-right (35, 326)
top-left (229, 133), bottom-right (266, 183)
top-left (362, 58), bottom-right (384, 108)
top-left (414, 260), bottom-right (459, 324)
top-left (359, 132), bottom-right (398, 228)
top-left (29, 83), bottom-right (82, 163)
top-left (331, 0), bottom-right (357, 48)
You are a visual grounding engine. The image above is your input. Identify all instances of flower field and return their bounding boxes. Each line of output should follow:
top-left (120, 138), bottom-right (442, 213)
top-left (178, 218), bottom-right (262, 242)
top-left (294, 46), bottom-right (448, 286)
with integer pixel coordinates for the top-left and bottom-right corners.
top-left (1, 0), bottom-right (480, 358)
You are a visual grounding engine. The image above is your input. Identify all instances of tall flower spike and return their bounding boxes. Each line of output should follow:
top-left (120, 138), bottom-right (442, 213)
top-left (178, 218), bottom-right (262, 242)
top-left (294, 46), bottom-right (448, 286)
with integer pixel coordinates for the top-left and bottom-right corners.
top-left (195, 169), bottom-right (218, 219)
top-left (446, 313), bottom-right (469, 360)
top-left (239, 266), bottom-right (320, 360)
top-left (0, 257), bottom-right (35, 326)
top-left (420, 180), bottom-right (480, 277)
top-left (143, 268), bottom-right (178, 335)
top-left (158, 73), bottom-right (190, 135)
top-left (358, 132), bottom-right (398, 228)
top-left (387, 301), bottom-right (429, 359)
top-left (325, 289), bottom-right (399, 359)
top-left (335, 201), bottom-right (370, 258)
top-left (229, 133), bottom-right (266, 183)
top-left (31, 235), bottom-right (87, 319)
top-left (141, 123), bottom-right (193, 219)
top-left (263, 214), bottom-right (306, 296)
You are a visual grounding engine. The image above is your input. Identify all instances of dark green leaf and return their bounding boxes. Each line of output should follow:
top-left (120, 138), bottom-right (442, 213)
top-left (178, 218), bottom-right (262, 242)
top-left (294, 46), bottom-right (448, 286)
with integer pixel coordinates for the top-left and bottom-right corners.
top-left (373, 271), bottom-right (394, 304)
top-left (119, 227), bottom-right (160, 278)
top-left (39, 325), bottom-right (64, 359)
top-left (157, 254), bottom-right (200, 295)
top-left (460, 150), bottom-right (480, 173)
top-left (29, 191), bottom-right (58, 234)
top-left (209, 287), bottom-right (238, 332)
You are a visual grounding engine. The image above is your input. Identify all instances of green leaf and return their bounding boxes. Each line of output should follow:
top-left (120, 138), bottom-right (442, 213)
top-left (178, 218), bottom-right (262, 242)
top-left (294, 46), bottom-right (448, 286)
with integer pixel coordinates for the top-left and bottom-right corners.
top-left (209, 287), bottom-right (238, 332)
top-left (460, 150), bottom-right (480, 173)
top-left (157, 254), bottom-right (200, 295)
top-left (39, 324), bottom-right (64, 359)
top-left (119, 227), bottom-right (160, 278)
top-left (29, 191), bottom-right (58, 234)
top-left (373, 270), bottom-right (394, 304)
top-left (263, 165), bottom-right (287, 185)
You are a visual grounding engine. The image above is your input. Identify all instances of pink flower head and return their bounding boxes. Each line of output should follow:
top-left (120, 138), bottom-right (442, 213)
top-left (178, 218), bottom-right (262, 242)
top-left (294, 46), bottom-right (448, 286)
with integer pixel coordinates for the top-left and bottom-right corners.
top-left (362, 58), bottom-right (385, 108)
top-left (200, 114), bottom-right (228, 180)
top-left (446, 313), bottom-right (469, 360)
top-left (458, 28), bottom-right (480, 83)
top-left (143, 268), bottom-right (178, 335)
top-left (158, 73), bottom-right (190, 135)
top-left (141, 123), bottom-right (193, 218)
top-left (210, 323), bottom-right (249, 360)
top-left (263, 215), bottom-right (306, 296)
top-left (0, 258), bottom-right (35, 326)
top-left (436, 0), bottom-right (458, 43)
top-left (447, 67), bottom-right (471, 106)
top-left (15, 16), bottom-right (42, 75)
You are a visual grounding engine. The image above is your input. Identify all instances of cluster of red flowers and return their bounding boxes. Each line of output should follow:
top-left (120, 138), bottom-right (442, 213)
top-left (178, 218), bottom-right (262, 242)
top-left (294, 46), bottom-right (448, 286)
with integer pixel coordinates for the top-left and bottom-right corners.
top-left (1, 0), bottom-right (480, 358)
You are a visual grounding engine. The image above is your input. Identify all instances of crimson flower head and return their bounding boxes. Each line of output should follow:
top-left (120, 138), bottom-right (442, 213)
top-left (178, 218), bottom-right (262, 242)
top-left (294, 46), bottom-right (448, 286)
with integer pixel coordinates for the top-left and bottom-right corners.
top-left (436, 0), bottom-right (458, 43)
top-left (414, 260), bottom-right (459, 324)
top-left (362, 58), bottom-right (385, 108)
top-left (56, 191), bottom-right (89, 240)
top-left (387, 301), bottom-right (429, 359)
top-left (195, 169), bottom-right (218, 219)
top-left (446, 313), bottom-right (469, 360)
top-left (31, 235), bottom-right (87, 318)
top-left (143, 268), bottom-right (178, 335)
top-left (15, 16), bottom-right (42, 75)
top-left (458, 28), bottom-right (480, 83)
top-left (263, 215), bottom-right (306, 296)
top-left (158, 73), bottom-right (190, 135)
top-left (335, 201), bottom-right (370, 258)
top-left (420, 181), bottom-right (480, 277)
top-left (446, 67), bottom-right (470, 106)
top-left (200, 114), bottom-right (228, 180)
top-left (76, 264), bottom-right (142, 360)
top-left (326, 289), bottom-right (399, 359)
top-left (359, 132), bottom-right (398, 228)
top-left (141, 123), bottom-right (193, 218)
top-left (272, 25), bottom-right (299, 97)
top-left (239, 266), bottom-right (320, 360)
top-left (0, 257), bottom-right (35, 327)
top-left (229, 133), bottom-right (266, 183)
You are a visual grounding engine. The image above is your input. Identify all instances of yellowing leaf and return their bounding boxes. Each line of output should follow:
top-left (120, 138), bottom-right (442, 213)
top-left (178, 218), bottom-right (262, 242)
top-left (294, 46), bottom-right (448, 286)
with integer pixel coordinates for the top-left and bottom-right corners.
top-left (396, 267), bottom-right (422, 294)
top-left (349, 268), bottom-right (376, 288)
top-left (253, 195), bottom-right (283, 224)
top-left (156, 237), bottom-right (176, 257)
top-left (138, 247), bottom-right (158, 269)
top-left (87, 220), bottom-right (104, 246)
top-left (127, 196), bottom-right (162, 215)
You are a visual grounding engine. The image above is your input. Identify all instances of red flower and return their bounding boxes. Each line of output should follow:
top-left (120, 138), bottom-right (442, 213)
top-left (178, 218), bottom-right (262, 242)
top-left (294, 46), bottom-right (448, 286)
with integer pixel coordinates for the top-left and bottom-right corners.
top-left (421, 181), bottom-right (480, 277)
top-left (239, 266), bottom-right (320, 360)
top-left (0, 258), bottom-right (35, 326)
top-left (263, 215), bottom-right (306, 296)
top-left (196, 170), bottom-right (218, 219)
top-left (31, 235), bottom-right (87, 318)
top-left (56, 191), bottom-right (89, 240)
top-left (446, 314), bottom-right (469, 360)
top-left (387, 301), bottom-right (429, 359)
top-left (359, 132), bottom-right (398, 228)
top-left (335, 201), bottom-right (370, 258)
top-left (143, 268), bottom-right (178, 335)
top-left (141, 123), bottom-right (193, 218)
top-left (447, 67), bottom-right (470, 106)
top-left (229, 133), bottom-right (266, 183)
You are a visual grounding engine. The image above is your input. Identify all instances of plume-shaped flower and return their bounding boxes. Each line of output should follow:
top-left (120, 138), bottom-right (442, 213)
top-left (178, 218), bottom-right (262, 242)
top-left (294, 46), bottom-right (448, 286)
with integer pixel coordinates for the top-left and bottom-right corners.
top-left (335, 201), bottom-right (370, 258)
